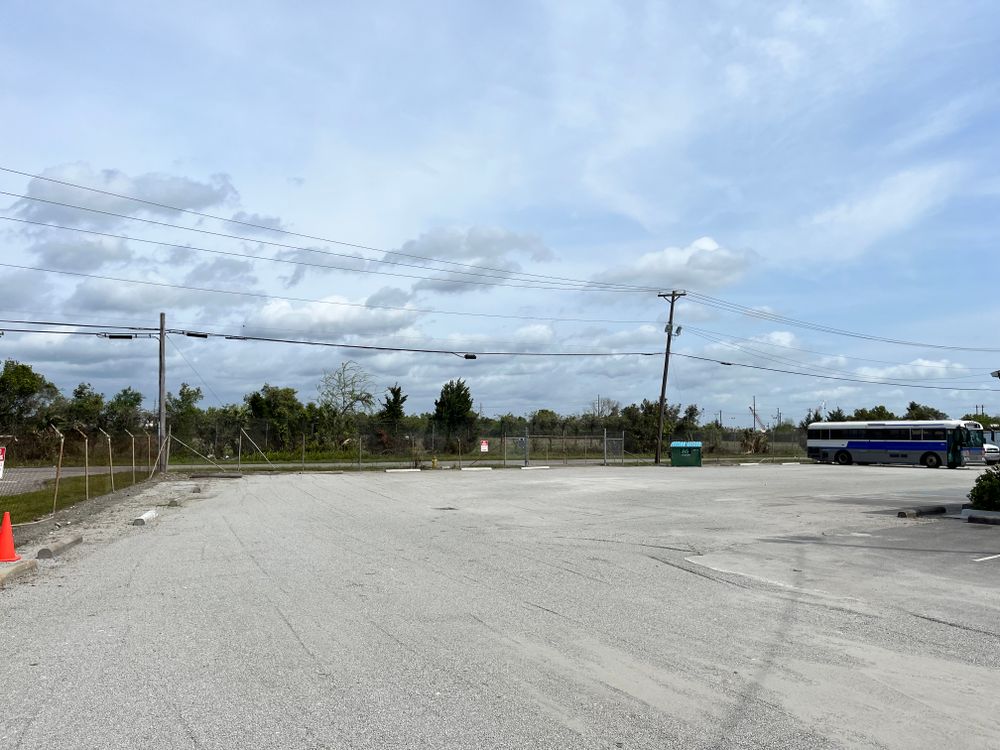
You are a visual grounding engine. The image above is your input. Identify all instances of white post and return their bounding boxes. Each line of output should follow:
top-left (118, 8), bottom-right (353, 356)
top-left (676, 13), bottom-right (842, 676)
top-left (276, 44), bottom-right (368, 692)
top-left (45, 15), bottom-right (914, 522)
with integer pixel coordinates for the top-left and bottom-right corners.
top-left (98, 427), bottom-right (114, 492)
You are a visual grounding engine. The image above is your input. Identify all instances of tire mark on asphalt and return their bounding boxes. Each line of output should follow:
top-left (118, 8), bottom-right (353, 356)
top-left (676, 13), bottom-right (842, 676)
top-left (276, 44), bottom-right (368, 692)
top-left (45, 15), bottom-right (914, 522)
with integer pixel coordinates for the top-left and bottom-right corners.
top-left (524, 600), bottom-right (578, 622)
top-left (710, 547), bottom-right (811, 750)
top-left (10, 689), bottom-right (57, 750)
top-left (906, 611), bottom-right (999, 639)
top-left (646, 554), bottom-right (753, 590)
top-left (220, 511), bottom-right (270, 580)
top-left (556, 535), bottom-right (695, 553)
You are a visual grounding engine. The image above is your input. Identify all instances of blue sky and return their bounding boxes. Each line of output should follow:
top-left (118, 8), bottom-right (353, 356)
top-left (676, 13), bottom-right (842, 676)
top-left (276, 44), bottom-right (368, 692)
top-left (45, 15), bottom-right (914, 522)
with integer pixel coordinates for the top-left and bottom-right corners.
top-left (1, 0), bottom-right (998, 425)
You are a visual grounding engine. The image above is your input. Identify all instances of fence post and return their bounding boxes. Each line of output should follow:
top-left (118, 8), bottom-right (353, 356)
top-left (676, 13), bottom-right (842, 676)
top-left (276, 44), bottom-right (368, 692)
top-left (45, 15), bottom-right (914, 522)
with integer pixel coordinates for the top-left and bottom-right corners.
top-left (98, 427), bottom-right (114, 492)
top-left (503, 430), bottom-right (507, 468)
top-left (145, 432), bottom-right (152, 475)
top-left (357, 427), bottom-right (361, 472)
top-left (302, 432), bottom-right (306, 469)
top-left (125, 429), bottom-right (136, 486)
top-left (603, 428), bottom-right (607, 466)
top-left (524, 425), bottom-right (529, 467)
top-left (237, 430), bottom-right (242, 471)
top-left (74, 427), bottom-right (89, 500)
top-left (51, 426), bottom-right (65, 515)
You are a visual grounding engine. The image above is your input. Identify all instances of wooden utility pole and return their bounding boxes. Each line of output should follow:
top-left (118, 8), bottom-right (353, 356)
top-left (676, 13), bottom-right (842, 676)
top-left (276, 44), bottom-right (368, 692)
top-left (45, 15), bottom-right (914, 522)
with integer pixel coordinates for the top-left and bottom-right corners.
top-left (654, 290), bottom-right (686, 465)
top-left (158, 312), bottom-right (167, 474)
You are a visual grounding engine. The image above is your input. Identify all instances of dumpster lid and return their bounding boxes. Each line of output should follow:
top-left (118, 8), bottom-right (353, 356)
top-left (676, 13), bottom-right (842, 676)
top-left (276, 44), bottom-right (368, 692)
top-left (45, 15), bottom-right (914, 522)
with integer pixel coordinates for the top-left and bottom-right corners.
top-left (670, 441), bottom-right (702, 448)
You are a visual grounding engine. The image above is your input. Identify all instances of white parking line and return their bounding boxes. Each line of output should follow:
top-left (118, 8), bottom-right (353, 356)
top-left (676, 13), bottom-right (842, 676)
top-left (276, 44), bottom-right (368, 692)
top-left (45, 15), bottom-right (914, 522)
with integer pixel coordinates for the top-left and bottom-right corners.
top-left (973, 553), bottom-right (1000, 562)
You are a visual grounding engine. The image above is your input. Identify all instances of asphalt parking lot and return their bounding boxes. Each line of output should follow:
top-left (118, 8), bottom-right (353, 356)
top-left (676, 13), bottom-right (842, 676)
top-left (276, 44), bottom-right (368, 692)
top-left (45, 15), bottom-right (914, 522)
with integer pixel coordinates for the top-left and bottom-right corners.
top-left (1, 464), bottom-right (997, 749)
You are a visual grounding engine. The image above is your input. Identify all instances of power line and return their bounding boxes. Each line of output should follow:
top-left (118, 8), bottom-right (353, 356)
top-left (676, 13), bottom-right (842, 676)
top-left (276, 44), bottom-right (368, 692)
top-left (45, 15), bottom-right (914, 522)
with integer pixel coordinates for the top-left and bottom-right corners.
top-left (5, 167), bottom-right (994, 354)
top-left (0, 323), bottom-right (659, 357)
top-left (686, 292), bottom-right (1000, 353)
top-left (0, 166), bottom-right (668, 291)
top-left (686, 329), bottom-right (989, 382)
top-left (0, 190), bottom-right (652, 294)
top-left (0, 261), bottom-right (660, 325)
top-left (683, 325), bottom-right (989, 372)
top-left (5, 167), bottom-right (994, 355)
top-left (0, 317), bottom-right (156, 332)
top-left (0, 165), bottom-right (657, 292)
top-left (4, 321), bottom-right (997, 391)
top-left (0, 215), bottom-right (617, 293)
top-left (166, 334), bottom-right (226, 407)
top-left (673, 352), bottom-right (1000, 392)
top-left (0, 213), bottom-right (639, 294)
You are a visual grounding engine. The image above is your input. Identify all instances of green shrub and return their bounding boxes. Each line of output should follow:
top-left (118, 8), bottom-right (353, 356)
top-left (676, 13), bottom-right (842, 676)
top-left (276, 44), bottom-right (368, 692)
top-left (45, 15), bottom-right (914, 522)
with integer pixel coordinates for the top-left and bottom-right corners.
top-left (969, 465), bottom-right (1000, 511)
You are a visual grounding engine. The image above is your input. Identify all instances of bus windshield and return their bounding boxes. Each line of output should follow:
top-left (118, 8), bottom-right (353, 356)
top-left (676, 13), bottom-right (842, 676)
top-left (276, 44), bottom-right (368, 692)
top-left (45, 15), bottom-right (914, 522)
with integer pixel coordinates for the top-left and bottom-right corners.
top-left (963, 428), bottom-right (984, 448)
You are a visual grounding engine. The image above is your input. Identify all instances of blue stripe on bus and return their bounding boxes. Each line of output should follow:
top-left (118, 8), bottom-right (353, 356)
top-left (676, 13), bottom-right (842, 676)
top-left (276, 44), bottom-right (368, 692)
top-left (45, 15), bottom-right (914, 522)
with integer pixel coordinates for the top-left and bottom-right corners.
top-left (845, 441), bottom-right (946, 451)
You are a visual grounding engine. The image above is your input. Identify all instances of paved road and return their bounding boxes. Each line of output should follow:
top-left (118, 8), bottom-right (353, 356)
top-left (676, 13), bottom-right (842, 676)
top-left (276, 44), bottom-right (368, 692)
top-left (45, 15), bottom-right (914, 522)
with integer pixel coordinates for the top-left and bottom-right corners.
top-left (2, 465), bottom-right (997, 748)
top-left (0, 467), bottom-right (91, 496)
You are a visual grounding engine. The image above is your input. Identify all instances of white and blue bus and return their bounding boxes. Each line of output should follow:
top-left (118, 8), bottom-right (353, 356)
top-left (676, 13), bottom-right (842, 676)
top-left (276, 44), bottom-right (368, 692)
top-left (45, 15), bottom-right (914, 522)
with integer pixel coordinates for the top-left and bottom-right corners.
top-left (807, 420), bottom-right (985, 468)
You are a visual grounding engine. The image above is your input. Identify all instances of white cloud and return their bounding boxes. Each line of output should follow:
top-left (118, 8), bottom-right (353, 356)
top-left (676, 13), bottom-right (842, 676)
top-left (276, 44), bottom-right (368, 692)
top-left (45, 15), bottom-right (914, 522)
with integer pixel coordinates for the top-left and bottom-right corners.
top-left (398, 227), bottom-right (553, 296)
top-left (598, 237), bottom-right (755, 290)
top-left (0, 270), bottom-right (56, 311)
top-left (809, 163), bottom-right (965, 257)
top-left (63, 277), bottom-right (236, 315)
top-left (182, 258), bottom-right (257, 288)
top-left (889, 93), bottom-right (987, 154)
top-left (10, 162), bottom-right (238, 229)
top-left (28, 237), bottom-right (132, 270)
top-left (854, 358), bottom-right (974, 381)
top-left (241, 298), bottom-right (419, 339)
top-left (227, 211), bottom-right (286, 234)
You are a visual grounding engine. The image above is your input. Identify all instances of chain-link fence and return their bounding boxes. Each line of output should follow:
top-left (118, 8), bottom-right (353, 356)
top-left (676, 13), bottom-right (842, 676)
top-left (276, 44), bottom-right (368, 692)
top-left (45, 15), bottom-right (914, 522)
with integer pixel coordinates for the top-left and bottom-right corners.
top-left (0, 429), bottom-right (160, 524)
top-left (678, 427), bottom-right (808, 459)
top-left (161, 416), bottom-right (813, 470)
top-left (161, 417), bottom-right (636, 470)
top-left (0, 417), bottom-right (810, 524)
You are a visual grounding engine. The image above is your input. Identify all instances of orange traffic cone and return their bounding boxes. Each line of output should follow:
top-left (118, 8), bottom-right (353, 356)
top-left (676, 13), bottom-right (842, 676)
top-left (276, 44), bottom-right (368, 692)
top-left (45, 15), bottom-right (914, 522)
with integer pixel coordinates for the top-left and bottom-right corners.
top-left (0, 511), bottom-right (20, 562)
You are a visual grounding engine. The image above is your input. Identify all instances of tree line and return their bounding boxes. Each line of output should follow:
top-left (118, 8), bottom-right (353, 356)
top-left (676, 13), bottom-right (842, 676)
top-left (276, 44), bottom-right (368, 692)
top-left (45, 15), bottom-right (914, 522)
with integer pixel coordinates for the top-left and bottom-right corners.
top-left (1, 357), bottom-right (989, 460)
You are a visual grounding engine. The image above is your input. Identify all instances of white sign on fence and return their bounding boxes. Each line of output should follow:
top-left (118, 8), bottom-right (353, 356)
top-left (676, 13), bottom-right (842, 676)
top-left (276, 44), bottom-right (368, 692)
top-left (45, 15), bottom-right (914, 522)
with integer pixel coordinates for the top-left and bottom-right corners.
top-left (480, 439), bottom-right (489, 453)
top-left (0, 446), bottom-right (5, 480)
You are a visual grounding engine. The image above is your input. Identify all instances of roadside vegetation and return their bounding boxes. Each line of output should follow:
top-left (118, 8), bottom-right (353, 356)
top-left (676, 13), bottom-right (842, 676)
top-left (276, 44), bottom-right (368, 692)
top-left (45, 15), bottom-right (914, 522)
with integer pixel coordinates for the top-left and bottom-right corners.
top-left (4, 472), bottom-right (144, 525)
top-left (969, 465), bottom-right (1000, 512)
top-left (1, 356), bottom-right (983, 468)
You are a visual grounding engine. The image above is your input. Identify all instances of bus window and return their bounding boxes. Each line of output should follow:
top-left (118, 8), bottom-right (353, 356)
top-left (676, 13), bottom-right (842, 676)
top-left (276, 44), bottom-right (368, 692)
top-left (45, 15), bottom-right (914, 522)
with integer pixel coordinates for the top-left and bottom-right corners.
top-left (963, 429), bottom-right (984, 448)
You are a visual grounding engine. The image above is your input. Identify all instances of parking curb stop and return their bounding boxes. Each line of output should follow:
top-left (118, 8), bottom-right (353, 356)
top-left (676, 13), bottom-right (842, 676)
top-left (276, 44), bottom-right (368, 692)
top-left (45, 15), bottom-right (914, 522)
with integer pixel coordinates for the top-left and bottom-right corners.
top-left (36, 535), bottom-right (83, 559)
top-left (0, 559), bottom-right (38, 588)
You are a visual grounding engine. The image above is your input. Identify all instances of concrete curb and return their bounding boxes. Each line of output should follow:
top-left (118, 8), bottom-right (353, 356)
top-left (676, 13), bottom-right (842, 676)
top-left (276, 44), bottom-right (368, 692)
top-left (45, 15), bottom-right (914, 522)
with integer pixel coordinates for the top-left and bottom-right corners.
top-left (964, 509), bottom-right (1000, 525)
top-left (460, 467), bottom-right (492, 471)
top-left (521, 466), bottom-right (550, 470)
top-left (36, 535), bottom-right (83, 559)
top-left (133, 509), bottom-right (158, 526)
top-left (385, 468), bottom-right (421, 473)
top-left (0, 559), bottom-right (38, 588)
top-left (897, 503), bottom-right (970, 518)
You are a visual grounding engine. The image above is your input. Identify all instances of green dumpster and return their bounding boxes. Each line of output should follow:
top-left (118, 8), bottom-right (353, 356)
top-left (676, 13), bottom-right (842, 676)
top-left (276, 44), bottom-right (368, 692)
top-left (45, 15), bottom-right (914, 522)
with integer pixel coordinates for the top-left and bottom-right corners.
top-left (670, 441), bottom-right (702, 467)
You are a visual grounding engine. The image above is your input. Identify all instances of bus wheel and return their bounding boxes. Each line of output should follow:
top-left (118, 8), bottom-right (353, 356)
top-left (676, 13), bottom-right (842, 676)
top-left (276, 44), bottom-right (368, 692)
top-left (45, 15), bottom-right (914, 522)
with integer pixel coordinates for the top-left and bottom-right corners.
top-left (834, 450), bottom-right (852, 466)
top-left (922, 453), bottom-right (942, 469)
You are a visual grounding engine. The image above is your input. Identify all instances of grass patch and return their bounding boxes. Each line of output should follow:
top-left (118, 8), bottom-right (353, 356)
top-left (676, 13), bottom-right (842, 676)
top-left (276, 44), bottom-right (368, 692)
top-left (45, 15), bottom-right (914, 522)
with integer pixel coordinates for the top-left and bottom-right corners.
top-left (3, 472), bottom-right (144, 525)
